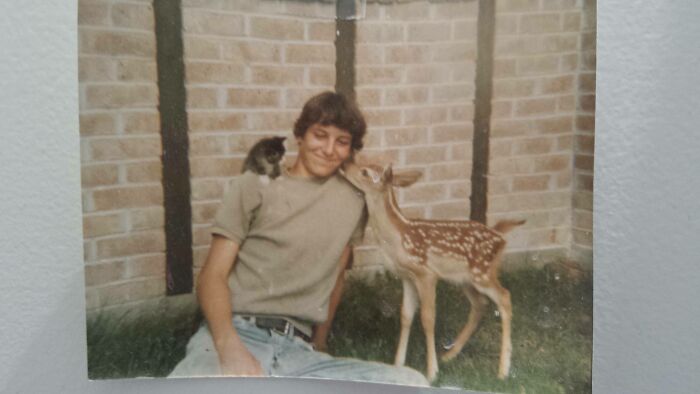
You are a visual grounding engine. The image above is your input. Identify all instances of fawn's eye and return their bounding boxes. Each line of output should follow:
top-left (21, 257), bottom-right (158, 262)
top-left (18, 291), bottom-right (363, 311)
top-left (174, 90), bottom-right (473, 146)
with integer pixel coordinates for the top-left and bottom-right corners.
top-left (361, 169), bottom-right (369, 177)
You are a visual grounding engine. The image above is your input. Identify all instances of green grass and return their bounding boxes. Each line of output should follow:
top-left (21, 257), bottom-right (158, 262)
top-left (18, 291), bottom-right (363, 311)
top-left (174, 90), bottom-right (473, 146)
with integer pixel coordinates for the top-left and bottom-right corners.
top-left (87, 266), bottom-right (592, 393)
top-left (329, 266), bottom-right (592, 393)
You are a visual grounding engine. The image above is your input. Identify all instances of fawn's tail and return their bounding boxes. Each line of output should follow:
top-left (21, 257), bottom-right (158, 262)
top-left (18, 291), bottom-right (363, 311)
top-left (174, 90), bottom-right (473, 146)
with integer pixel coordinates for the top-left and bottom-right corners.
top-left (493, 219), bottom-right (526, 234)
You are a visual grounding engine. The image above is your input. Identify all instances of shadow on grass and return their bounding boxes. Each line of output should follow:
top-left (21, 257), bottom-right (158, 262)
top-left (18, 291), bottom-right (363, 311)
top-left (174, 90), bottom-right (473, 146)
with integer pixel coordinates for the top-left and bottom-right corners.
top-left (87, 265), bottom-right (591, 393)
top-left (86, 308), bottom-right (198, 379)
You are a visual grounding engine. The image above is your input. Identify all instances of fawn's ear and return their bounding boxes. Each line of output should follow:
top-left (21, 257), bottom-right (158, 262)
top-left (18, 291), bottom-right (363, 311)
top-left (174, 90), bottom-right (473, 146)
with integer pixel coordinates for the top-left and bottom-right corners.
top-left (381, 164), bottom-right (394, 184)
top-left (392, 169), bottom-right (422, 188)
top-left (366, 168), bottom-right (382, 184)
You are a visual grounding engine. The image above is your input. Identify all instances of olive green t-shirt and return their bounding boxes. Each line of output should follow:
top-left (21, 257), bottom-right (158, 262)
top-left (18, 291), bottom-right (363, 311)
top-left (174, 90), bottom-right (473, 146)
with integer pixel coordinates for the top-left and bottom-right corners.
top-left (210, 169), bottom-right (367, 328)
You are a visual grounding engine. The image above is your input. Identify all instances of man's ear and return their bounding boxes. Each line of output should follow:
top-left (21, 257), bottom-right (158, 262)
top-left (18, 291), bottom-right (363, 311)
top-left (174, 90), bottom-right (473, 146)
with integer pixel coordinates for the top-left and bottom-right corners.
top-left (392, 169), bottom-right (423, 188)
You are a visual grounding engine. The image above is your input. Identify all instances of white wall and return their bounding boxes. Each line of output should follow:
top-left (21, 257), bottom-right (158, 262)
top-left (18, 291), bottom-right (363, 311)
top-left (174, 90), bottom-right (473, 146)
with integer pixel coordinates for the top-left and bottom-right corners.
top-left (593, 1), bottom-right (700, 392)
top-left (2, 1), bottom-right (699, 393)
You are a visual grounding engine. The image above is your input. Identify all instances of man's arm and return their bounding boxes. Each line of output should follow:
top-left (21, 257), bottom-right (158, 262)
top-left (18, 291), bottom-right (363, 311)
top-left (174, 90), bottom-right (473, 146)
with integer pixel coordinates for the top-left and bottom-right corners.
top-left (312, 245), bottom-right (353, 352)
top-left (197, 235), bottom-right (264, 376)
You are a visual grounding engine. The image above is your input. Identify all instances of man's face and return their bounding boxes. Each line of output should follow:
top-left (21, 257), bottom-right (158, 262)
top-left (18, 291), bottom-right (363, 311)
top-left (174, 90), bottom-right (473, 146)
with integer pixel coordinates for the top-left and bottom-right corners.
top-left (294, 123), bottom-right (353, 178)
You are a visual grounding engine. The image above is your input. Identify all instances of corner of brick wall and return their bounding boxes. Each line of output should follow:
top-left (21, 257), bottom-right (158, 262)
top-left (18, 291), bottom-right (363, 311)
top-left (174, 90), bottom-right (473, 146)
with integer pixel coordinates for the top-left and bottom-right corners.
top-left (487, 0), bottom-right (589, 264)
top-left (80, 0), bottom-right (166, 311)
top-left (571, 0), bottom-right (595, 267)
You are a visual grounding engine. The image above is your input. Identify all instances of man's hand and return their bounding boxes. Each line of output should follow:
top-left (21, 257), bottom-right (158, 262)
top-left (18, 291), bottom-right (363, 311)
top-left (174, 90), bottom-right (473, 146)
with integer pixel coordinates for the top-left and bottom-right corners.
top-left (216, 335), bottom-right (265, 377)
top-left (198, 236), bottom-right (265, 377)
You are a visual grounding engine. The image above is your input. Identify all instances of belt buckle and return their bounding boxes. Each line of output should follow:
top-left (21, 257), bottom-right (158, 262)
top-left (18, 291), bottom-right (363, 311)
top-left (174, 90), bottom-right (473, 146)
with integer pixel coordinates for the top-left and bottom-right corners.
top-left (268, 320), bottom-right (292, 337)
top-left (281, 321), bottom-right (291, 336)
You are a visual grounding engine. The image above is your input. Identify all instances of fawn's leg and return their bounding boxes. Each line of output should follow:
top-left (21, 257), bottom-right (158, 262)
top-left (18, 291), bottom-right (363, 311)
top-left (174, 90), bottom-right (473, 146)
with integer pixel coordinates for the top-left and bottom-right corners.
top-left (415, 275), bottom-right (439, 382)
top-left (477, 283), bottom-right (512, 380)
top-left (441, 284), bottom-right (487, 361)
top-left (395, 278), bottom-right (418, 366)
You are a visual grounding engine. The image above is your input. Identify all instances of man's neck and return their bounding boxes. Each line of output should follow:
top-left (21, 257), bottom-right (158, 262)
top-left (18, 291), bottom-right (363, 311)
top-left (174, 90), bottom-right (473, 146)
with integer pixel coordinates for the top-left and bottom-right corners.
top-left (288, 160), bottom-right (310, 178)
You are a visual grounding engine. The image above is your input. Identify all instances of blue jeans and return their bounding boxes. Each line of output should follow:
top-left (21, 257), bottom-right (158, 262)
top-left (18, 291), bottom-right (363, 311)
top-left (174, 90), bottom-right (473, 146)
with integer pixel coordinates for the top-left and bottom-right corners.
top-left (169, 316), bottom-right (429, 387)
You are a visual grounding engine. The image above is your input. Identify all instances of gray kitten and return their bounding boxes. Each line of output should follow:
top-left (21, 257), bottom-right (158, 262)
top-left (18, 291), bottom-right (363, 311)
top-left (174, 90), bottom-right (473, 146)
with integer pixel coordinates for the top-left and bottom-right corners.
top-left (242, 136), bottom-right (286, 179)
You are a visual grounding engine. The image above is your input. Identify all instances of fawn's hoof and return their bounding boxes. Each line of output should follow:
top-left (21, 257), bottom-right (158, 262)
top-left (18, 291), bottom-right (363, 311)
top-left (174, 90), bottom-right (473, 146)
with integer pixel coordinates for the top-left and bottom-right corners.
top-left (426, 369), bottom-right (438, 383)
top-left (440, 350), bottom-right (458, 362)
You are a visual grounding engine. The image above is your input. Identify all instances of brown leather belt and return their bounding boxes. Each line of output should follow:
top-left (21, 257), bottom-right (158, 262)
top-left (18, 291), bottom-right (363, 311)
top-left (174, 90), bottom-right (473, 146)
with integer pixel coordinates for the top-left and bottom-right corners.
top-left (240, 316), bottom-right (312, 343)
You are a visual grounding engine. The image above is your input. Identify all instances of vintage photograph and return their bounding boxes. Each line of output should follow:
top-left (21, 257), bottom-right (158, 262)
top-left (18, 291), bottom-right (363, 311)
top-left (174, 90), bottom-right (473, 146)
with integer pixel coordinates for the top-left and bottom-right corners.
top-left (80, 0), bottom-right (595, 392)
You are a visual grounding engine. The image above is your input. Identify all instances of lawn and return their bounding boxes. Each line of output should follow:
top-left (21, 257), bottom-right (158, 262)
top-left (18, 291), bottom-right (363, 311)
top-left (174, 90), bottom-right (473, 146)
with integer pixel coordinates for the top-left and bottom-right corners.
top-left (87, 264), bottom-right (592, 393)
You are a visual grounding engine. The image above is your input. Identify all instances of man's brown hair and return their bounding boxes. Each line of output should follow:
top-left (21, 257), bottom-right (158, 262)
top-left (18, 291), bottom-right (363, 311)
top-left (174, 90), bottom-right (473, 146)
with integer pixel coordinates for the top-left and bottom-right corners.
top-left (293, 91), bottom-right (367, 152)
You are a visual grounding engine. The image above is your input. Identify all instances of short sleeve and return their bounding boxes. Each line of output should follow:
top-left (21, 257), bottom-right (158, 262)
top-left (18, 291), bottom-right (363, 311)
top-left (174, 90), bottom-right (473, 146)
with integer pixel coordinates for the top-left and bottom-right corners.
top-left (210, 173), bottom-right (263, 244)
top-left (349, 204), bottom-right (368, 246)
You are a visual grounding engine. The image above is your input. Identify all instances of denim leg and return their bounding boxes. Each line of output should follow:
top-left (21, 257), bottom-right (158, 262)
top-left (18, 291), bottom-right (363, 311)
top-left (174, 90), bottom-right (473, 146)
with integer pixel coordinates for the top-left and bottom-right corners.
top-left (168, 316), bottom-right (276, 377)
top-left (230, 316), bottom-right (276, 375)
top-left (270, 334), bottom-right (430, 387)
top-left (169, 322), bottom-right (223, 377)
top-left (170, 318), bottom-right (429, 386)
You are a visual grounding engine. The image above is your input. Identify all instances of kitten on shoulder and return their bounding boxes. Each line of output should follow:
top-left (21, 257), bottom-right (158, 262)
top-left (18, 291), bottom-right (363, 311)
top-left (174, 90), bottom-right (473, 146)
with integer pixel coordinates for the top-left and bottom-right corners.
top-left (242, 136), bottom-right (286, 181)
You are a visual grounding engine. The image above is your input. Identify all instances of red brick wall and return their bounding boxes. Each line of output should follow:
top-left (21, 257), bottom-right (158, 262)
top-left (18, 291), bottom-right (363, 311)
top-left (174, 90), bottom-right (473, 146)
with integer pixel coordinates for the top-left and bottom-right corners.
top-left (79, 0), bottom-right (595, 310)
top-left (181, 0), bottom-right (338, 282)
top-left (355, 0), bottom-right (478, 221)
top-left (352, 0), bottom-right (479, 268)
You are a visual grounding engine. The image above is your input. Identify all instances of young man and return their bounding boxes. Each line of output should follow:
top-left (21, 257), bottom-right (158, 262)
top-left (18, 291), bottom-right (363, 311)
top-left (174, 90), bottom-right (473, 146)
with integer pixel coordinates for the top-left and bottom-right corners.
top-left (169, 92), bottom-right (428, 386)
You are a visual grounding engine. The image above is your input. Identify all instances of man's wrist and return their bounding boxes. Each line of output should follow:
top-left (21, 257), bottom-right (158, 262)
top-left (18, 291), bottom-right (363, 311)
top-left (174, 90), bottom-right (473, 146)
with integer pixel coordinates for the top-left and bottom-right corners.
top-left (214, 329), bottom-right (245, 351)
top-left (214, 331), bottom-right (245, 351)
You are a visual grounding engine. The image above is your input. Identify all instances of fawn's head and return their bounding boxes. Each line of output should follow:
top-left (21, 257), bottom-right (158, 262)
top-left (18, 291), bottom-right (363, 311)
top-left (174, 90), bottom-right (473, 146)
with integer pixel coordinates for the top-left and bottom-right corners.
top-left (342, 162), bottom-right (422, 198)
